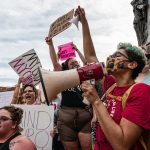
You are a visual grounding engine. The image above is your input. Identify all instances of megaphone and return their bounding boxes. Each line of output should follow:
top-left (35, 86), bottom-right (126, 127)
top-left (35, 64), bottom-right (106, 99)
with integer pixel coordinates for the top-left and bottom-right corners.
top-left (38, 63), bottom-right (106, 105)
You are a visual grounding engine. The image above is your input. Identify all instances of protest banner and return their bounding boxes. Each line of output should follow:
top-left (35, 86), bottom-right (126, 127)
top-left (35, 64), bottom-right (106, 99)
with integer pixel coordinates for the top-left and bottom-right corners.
top-left (48, 9), bottom-right (74, 39)
top-left (13, 105), bottom-right (54, 150)
top-left (9, 49), bottom-right (42, 86)
top-left (0, 91), bottom-right (14, 107)
top-left (58, 42), bottom-right (76, 61)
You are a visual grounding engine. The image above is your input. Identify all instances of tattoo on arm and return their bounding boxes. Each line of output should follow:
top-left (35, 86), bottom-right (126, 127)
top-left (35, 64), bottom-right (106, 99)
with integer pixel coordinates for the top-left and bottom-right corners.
top-left (9, 140), bottom-right (21, 149)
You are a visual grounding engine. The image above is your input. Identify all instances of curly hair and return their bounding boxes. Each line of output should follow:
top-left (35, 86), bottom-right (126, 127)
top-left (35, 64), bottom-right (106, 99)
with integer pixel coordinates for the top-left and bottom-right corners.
top-left (0, 105), bottom-right (23, 131)
top-left (117, 42), bottom-right (147, 79)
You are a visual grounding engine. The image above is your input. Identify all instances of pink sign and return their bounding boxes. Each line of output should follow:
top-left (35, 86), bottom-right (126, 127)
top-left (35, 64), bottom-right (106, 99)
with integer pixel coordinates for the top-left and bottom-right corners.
top-left (58, 42), bottom-right (76, 61)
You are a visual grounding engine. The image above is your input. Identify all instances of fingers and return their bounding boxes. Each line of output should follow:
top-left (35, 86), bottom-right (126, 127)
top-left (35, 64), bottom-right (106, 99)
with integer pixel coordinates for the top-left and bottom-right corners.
top-left (74, 5), bottom-right (85, 18)
top-left (81, 81), bottom-right (91, 89)
top-left (45, 36), bottom-right (53, 45)
top-left (72, 44), bottom-right (78, 51)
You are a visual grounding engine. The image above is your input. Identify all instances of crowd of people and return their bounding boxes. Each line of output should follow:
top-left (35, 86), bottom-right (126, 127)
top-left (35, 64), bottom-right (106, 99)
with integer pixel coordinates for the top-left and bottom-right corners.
top-left (0, 5), bottom-right (150, 150)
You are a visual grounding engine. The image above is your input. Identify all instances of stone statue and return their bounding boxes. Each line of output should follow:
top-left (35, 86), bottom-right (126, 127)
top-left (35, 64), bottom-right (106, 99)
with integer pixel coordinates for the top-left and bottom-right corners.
top-left (131, 0), bottom-right (148, 46)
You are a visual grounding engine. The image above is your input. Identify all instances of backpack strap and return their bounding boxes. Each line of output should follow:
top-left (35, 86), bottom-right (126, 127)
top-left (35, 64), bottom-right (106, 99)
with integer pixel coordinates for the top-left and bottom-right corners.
top-left (121, 83), bottom-right (137, 109)
top-left (101, 83), bottom-right (116, 101)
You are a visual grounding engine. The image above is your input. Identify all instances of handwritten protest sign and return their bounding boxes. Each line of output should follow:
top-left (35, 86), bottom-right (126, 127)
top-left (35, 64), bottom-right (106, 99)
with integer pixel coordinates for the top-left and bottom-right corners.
top-left (48, 9), bottom-right (74, 39)
top-left (58, 42), bottom-right (76, 61)
top-left (9, 49), bottom-right (42, 86)
top-left (13, 105), bottom-right (54, 150)
top-left (0, 91), bottom-right (14, 107)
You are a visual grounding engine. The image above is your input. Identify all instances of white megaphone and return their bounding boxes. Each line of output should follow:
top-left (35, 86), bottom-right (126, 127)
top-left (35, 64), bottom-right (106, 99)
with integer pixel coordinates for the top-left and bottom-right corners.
top-left (38, 63), bottom-right (106, 105)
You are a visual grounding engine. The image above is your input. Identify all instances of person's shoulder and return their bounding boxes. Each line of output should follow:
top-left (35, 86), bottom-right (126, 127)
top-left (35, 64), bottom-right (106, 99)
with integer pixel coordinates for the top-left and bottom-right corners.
top-left (133, 82), bottom-right (150, 90)
top-left (129, 83), bottom-right (150, 98)
top-left (10, 135), bottom-right (36, 150)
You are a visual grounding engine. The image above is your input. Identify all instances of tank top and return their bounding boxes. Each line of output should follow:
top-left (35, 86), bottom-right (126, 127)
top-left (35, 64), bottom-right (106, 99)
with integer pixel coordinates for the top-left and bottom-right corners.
top-left (61, 85), bottom-right (87, 108)
top-left (0, 132), bottom-right (21, 150)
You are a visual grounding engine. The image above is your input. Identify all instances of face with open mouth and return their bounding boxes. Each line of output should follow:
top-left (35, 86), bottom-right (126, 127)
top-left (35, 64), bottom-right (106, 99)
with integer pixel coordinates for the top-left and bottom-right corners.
top-left (23, 86), bottom-right (36, 105)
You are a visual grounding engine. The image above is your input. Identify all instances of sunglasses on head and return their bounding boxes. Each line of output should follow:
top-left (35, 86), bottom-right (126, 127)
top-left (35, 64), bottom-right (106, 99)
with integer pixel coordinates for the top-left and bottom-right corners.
top-left (111, 52), bottom-right (129, 60)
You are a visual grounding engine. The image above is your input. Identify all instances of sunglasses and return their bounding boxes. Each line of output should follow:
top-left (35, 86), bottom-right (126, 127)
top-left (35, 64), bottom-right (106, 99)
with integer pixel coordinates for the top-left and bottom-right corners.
top-left (0, 116), bottom-right (12, 122)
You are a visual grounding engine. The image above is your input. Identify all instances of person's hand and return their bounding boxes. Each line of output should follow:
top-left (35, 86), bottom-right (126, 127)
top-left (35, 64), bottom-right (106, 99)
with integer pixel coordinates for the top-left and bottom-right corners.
top-left (45, 37), bottom-right (53, 46)
top-left (81, 81), bottom-right (99, 104)
top-left (91, 115), bottom-right (97, 127)
top-left (74, 6), bottom-right (87, 24)
top-left (50, 127), bottom-right (57, 137)
top-left (72, 43), bottom-right (78, 51)
top-left (17, 77), bottom-right (24, 87)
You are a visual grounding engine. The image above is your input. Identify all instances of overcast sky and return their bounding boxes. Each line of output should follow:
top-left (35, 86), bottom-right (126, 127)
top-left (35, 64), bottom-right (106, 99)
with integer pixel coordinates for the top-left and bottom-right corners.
top-left (0, 0), bottom-right (137, 86)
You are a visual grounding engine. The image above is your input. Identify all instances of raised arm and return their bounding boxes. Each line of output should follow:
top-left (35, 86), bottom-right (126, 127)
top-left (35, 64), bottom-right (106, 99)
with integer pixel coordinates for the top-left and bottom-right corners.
top-left (73, 43), bottom-right (87, 65)
top-left (75, 6), bottom-right (99, 63)
top-left (11, 77), bottom-right (23, 104)
top-left (45, 37), bottom-right (62, 71)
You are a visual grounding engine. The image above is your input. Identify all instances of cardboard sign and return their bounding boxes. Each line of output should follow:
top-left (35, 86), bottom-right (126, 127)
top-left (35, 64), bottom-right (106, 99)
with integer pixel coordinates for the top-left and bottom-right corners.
top-left (48, 9), bottom-right (74, 39)
top-left (0, 91), bottom-right (14, 107)
top-left (9, 49), bottom-right (42, 86)
top-left (58, 42), bottom-right (76, 61)
top-left (13, 105), bottom-right (54, 150)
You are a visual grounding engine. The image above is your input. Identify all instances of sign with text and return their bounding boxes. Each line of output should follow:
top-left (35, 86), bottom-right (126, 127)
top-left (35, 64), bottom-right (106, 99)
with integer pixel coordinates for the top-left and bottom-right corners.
top-left (0, 91), bottom-right (14, 107)
top-left (48, 9), bottom-right (74, 39)
top-left (58, 42), bottom-right (76, 61)
top-left (9, 49), bottom-right (42, 86)
top-left (13, 105), bottom-right (54, 150)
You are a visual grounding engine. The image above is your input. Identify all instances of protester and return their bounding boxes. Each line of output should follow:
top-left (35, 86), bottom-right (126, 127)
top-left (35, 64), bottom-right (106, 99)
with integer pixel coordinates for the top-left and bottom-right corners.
top-left (50, 103), bottom-right (65, 150)
top-left (0, 105), bottom-right (36, 150)
top-left (45, 37), bottom-right (92, 150)
top-left (21, 84), bottom-right (41, 105)
top-left (136, 44), bottom-right (150, 84)
top-left (75, 6), bottom-right (150, 150)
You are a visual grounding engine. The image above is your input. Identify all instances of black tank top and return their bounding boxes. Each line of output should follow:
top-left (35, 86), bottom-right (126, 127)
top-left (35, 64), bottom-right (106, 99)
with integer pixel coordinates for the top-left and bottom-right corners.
top-left (0, 132), bottom-right (21, 150)
top-left (61, 85), bottom-right (87, 108)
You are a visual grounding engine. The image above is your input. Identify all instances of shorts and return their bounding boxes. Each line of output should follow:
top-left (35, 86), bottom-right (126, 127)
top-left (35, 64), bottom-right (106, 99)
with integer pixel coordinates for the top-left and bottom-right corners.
top-left (57, 106), bottom-right (92, 141)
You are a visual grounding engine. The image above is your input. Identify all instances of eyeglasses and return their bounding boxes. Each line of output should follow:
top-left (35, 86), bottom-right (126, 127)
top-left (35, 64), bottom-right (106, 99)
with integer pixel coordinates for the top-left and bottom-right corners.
top-left (0, 116), bottom-right (12, 122)
top-left (111, 52), bottom-right (129, 60)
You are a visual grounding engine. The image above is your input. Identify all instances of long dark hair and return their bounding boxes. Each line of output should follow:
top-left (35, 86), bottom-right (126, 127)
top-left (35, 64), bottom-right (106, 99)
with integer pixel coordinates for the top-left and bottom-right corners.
top-left (61, 58), bottom-right (72, 71)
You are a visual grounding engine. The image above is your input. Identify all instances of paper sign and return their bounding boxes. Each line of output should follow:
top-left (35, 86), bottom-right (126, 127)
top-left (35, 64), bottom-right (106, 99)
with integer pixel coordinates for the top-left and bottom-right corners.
top-left (58, 42), bottom-right (76, 61)
top-left (9, 49), bottom-right (42, 86)
top-left (48, 9), bottom-right (74, 39)
top-left (13, 105), bottom-right (54, 150)
top-left (0, 91), bottom-right (14, 107)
